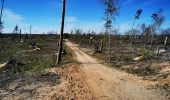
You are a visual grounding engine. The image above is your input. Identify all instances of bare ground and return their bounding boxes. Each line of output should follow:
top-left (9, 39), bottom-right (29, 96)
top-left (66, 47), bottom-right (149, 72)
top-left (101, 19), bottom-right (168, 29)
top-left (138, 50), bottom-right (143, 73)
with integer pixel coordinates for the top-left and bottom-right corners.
top-left (0, 64), bottom-right (94, 100)
top-left (66, 40), bottom-right (168, 100)
top-left (0, 40), bottom-right (169, 100)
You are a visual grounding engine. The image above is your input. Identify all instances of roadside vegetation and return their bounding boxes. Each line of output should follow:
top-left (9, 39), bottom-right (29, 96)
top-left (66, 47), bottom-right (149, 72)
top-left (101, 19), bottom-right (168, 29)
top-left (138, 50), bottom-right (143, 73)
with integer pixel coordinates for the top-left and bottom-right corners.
top-left (0, 34), bottom-right (74, 77)
top-left (68, 29), bottom-right (170, 96)
top-left (69, 31), bottom-right (170, 72)
top-left (0, 34), bottom-right (83, 100)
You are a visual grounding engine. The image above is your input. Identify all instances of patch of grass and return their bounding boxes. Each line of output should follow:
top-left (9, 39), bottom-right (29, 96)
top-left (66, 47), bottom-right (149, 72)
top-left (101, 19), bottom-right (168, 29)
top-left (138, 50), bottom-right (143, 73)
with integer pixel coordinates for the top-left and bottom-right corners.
top-left (0, 36), bottom-right (74, 76)
top-left (141, 49), bottom-right (156, 61)
top-left (61, 46), bottom-right (75, 65)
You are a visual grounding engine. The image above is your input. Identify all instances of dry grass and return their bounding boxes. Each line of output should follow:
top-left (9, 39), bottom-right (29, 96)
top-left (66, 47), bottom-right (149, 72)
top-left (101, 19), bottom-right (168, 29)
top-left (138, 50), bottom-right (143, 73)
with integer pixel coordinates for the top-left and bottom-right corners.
top-left (0, 35), bottom-right (73, 76)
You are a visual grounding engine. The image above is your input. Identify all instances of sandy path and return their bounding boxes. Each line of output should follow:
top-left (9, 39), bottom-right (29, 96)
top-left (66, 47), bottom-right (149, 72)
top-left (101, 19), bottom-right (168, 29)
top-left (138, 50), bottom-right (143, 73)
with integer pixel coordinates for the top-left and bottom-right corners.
top-left (0, 64), bottom-right (95, 100)
top-left (66, 40), bottom-right (167, 100)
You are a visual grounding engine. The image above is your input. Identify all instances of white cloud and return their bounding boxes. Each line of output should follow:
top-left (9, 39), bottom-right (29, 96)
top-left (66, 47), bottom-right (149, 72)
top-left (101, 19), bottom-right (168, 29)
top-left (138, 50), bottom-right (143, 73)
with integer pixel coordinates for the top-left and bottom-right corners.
top-left (118, 23), bottom-right (131, 33)
top-left (48, 0), bottom-right (61, 8)
top-left (78, 21), bottom-right (105, 32)
top-left (66, 16), bottom-right (77, 23)
top-left (122, 0), bottom-right (135, 5)
top-left (139, 0), bottom-right (162, 8)
top-left (2, 8), bottom-right (29, 33)
top-left (64, 18), bottom-right (105, 33)
top-left (33, 25), bottom-right (59, 34)
top-left (3, 9), bottom-right (24, 24)
top-left (1, 9), bottom-right (132, 34)
top-left (64, 17), bottom-right (131, 34)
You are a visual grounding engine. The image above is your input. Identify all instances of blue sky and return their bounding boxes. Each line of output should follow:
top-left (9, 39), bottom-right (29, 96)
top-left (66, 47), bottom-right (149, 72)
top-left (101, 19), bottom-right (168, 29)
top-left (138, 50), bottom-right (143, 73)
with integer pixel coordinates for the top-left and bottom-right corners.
top-left (1, 0), bottom-right (170, 34)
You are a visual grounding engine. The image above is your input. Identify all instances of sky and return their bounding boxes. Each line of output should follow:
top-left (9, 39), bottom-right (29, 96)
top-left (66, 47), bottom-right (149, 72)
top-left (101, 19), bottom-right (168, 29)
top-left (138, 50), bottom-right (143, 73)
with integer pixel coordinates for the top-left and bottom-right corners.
top-left (1, 0), bottom-right (170, 34)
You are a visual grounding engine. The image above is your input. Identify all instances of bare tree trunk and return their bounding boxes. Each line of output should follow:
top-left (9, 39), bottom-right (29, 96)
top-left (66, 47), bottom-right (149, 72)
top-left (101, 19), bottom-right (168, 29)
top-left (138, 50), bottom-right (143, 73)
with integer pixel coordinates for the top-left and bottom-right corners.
top-left (100, 40), bottom-right (103, 51)
top-left (57, 0), bottom-right (66, 64)
top-left (130, 19), bottom-right (136, 41)
top-left (19, 29), bottom-right (21, 41)
top-left (130, 19), bottom-right (136, 53)
top-left (0, 0), bottom-right (5, 34)
top-left (108, 29), bottom-right (111, 62)
top-left (150, 28), bottom-right (153, 48)
top-left (106, 2), bottom-right (111, 63)
top-left (164, 36), bottom-right (168, 48)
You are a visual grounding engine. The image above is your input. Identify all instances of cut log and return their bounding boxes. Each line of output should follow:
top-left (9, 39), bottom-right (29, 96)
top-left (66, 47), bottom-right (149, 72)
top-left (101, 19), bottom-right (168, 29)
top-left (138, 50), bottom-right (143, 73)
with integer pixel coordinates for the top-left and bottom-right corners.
top-left (133, 56), bottom-right (143, 61)
top-left (0, 62), bottom-right (7, 69)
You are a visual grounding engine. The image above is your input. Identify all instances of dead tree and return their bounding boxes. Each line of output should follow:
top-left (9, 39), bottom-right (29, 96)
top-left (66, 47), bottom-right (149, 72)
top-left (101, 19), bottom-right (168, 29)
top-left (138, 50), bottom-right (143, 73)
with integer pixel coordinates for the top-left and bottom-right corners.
top-left (57, 0), bottom-right (66, 64)
top-left (132, 9), bottom-right (143, 30)
top-left (130, 9), bottom-right (142, 51)
top-left (100, 40), bottom-right (103, 51)
top-left (164, 36), bottom-right (168, 48)
top-left (150, 9), bottom-right (165, 48)
top-left (0, 0), bottom-right (4, 34)
top-left (140, 23), bottom-right (147, 48)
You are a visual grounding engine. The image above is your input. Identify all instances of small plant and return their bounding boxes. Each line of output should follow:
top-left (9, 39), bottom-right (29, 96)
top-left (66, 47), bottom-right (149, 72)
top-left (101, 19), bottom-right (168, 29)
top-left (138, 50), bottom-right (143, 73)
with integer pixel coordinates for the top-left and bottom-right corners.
top-left (141, 49), bottom-right (156, 61)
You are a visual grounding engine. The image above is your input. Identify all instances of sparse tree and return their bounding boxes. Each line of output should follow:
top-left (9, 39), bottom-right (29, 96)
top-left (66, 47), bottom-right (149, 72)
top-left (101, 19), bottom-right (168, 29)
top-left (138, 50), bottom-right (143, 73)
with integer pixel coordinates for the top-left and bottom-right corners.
top-left (150, 9), bottom-right (165, 47)
top-left (151, 9), bottom-right (165, 33)
top-left (101, 0), bottom-right (119, 63)
top-left (57, 0), bottom-right (66, 64)
top-left (14, 25), bottom-right (19, 34)
top-left (141, 23), bottom-right (146, 35)
top-left (130, 9), bottom-right (143, 45)
top-left (132, 9), bottom-right (143, 29)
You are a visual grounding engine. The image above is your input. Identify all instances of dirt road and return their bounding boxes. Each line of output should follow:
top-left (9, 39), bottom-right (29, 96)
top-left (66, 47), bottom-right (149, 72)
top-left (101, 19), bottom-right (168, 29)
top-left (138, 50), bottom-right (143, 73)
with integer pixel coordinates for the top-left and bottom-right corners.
top-left (66, 40), bottom-right (167, 100)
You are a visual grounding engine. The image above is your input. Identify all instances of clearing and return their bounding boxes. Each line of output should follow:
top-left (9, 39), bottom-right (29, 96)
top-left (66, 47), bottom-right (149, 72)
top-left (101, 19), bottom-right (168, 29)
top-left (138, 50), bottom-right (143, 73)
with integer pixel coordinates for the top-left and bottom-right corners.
top-left (0, 40), bottom-right (169, 100)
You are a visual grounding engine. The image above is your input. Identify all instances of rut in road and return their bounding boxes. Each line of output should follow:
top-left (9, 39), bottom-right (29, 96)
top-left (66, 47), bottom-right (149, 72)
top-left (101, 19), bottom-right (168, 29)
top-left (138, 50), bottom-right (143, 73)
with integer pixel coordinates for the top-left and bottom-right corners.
top-left (66, 40), bottom-right (167, 100)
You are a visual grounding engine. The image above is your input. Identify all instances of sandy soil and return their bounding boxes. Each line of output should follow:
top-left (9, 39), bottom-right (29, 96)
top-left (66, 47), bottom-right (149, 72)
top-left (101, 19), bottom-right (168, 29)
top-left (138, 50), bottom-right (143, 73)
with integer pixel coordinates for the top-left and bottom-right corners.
top-left (66, 40), bottom-right (168, 100)
top-left (0, 64), bottom-right (94, 100)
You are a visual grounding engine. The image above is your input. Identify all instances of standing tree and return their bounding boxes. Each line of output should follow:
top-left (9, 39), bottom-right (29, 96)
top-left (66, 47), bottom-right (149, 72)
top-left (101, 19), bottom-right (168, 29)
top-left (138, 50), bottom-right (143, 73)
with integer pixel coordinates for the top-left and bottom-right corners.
top-left (132, 9), bottom-right (143, 30)
top-left (140, 23), bottom-right (147, 48)
top-left (141, 23), bottom-right (146, 35)
top-left (128, 9), bottom-right (142, 53)
top-left (130, 9), bottom-right (142, 45)
top-left (101, 0), bottom-right (119, 63)
top-left (151, 9), bottom-right (165, 33)
top-left (150, 9), bottom-right (165, 47)
top-left (57, 0), bottom-right (66, 64)
top-left (0, 0), bottom-right (5, 34)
